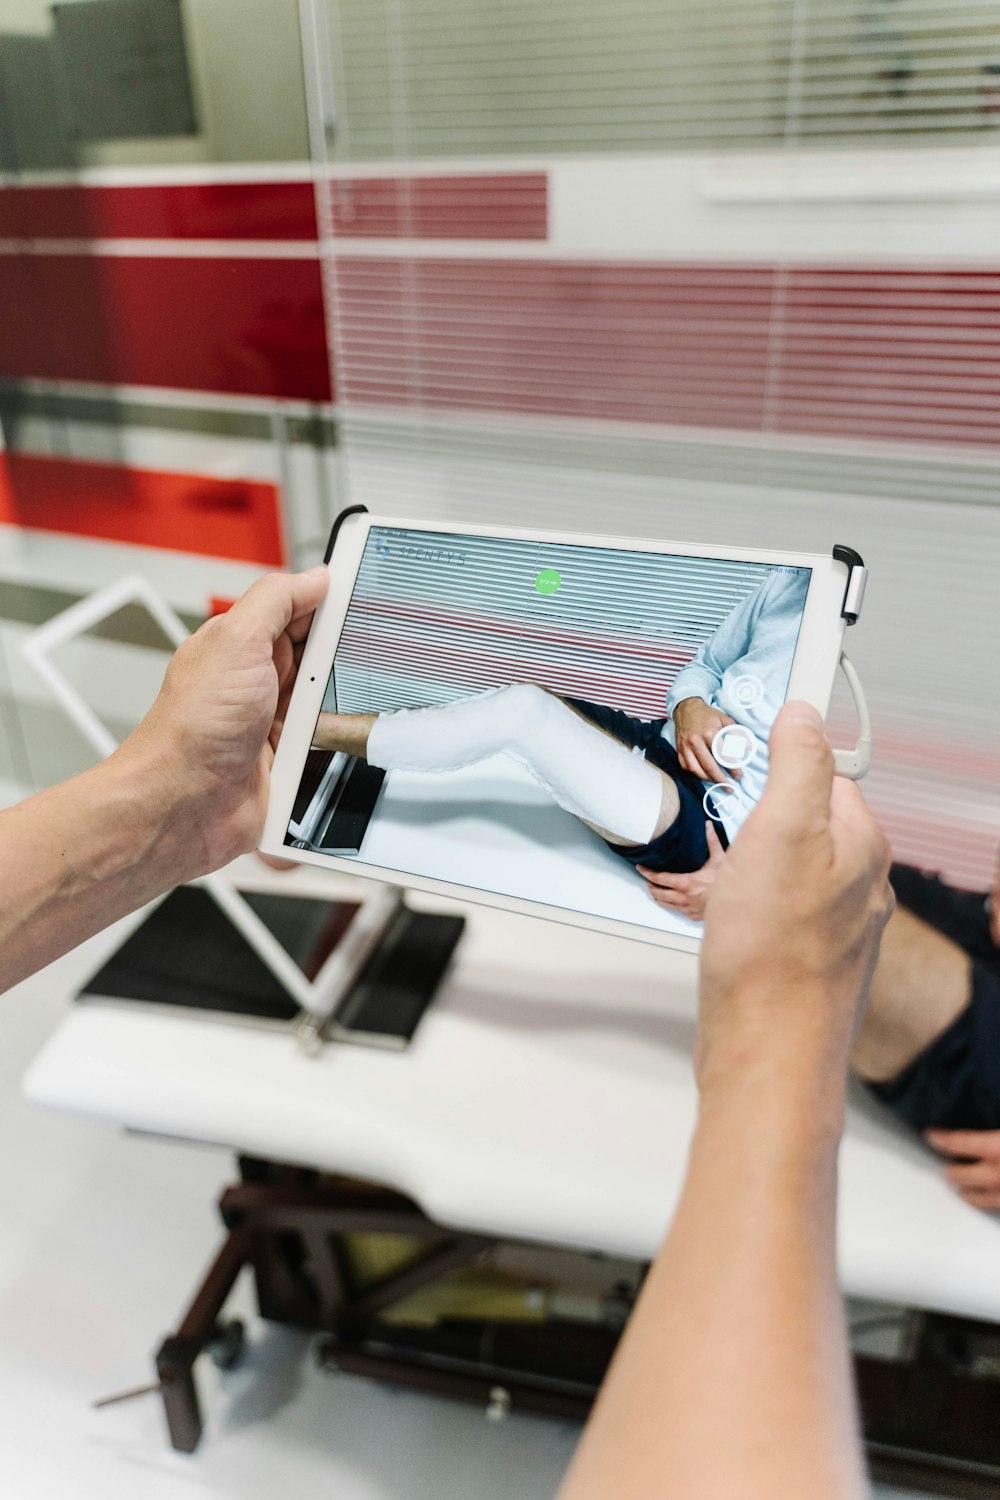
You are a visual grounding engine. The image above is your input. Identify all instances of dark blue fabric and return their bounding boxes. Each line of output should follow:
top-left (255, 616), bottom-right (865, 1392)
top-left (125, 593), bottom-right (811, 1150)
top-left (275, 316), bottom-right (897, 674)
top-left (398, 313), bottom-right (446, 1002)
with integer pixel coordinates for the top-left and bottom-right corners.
top-left (867, 865), bottom-right (1000, 1132)
top-left (562, 696), bottom-right (727, 874)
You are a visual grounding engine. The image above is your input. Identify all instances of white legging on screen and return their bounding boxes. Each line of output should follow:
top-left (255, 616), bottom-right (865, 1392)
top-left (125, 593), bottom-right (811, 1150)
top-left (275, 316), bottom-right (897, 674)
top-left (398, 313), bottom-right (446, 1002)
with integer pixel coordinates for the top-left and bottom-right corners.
top-left (365, 682), bottom-right (663, 846)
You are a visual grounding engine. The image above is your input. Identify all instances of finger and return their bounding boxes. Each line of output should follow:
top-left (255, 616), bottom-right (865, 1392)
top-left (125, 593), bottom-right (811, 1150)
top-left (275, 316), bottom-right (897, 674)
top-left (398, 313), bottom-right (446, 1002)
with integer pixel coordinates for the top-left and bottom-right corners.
top-left (651, 890), bottom-right (692, 915)
top-left (287, 608), bottom-right (321, 645)
top-left (690, 738), bottom-right (728, 784)
top-left (677, 743), bottom-right (700, 778)
top-left (636, 865), bottom-right (684, 888)
top-left (704, 737), bottom-right (744, 782)
top-left (705, 821), bottom-right (725, 861)
top-left (926, 1128), bottom-right (1000, 1159)
top-left (229, 567), bottom-right (328, 646)
top-left (644, 880), bottom-right (676, 905)
top-left (959, 1188), bottom-right (1000, 1211)
top-left (758, 700), bottom-right (833, 830)
top-left (704, 726), bottom-right (743, 779)
top-left (828, 778), bottom-right (892, 889)
top-left (637, 866), bottom-right (690, 894)
top-left (945, 1161), bottom-right (1000, 1189)
top-left (256, 851), bottom-right (299, 872)
top-left (273, 629), bottom-right (294, 685)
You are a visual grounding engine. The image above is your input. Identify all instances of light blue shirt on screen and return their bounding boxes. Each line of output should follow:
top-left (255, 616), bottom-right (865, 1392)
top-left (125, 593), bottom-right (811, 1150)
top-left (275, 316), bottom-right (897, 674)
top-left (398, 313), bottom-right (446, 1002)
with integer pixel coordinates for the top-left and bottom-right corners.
top-left (661, 569), bottom-right (811, 841)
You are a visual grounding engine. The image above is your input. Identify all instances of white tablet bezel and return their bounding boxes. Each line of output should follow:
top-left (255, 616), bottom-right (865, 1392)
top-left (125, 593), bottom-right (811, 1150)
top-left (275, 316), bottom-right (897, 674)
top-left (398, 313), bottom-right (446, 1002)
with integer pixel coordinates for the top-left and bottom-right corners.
top-left (261, 514), bottom-right (851, 953)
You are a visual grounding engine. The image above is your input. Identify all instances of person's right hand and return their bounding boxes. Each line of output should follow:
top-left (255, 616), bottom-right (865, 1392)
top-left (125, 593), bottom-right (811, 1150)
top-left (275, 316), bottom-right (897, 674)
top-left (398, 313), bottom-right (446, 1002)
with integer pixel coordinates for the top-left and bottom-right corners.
top-left (672, 696), bottom-right (741, 781)
top-left (696, 701), bottom-right (893, 1118)
top-left (637, 821), bottom-right (726, 922)
top-left (925, 1128), bottom-right (1000, 1210)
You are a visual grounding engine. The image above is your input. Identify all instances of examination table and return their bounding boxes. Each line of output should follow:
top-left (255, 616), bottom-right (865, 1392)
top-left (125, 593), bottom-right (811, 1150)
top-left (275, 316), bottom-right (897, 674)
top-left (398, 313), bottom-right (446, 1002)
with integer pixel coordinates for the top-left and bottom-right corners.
top-left (23, 859), bottom-right (1000, 1497)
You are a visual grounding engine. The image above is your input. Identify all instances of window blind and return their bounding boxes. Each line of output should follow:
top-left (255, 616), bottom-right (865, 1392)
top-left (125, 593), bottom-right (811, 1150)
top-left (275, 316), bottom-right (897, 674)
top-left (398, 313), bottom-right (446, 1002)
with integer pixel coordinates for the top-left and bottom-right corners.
top-left (301, 0), bottom-right (1000, 887)
top-left (333, 529), bottom-right (776, 717)
top-left (326, 0), bottom-right (1000, 157)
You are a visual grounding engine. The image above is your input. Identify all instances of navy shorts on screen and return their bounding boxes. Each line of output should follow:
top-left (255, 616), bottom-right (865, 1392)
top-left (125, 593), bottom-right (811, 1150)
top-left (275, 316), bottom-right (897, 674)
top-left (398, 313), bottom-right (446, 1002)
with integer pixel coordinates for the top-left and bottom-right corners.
top-left (563, 697), bottom-right (728, 874)
top-left (866, 864), bottom-right (1000, 1133)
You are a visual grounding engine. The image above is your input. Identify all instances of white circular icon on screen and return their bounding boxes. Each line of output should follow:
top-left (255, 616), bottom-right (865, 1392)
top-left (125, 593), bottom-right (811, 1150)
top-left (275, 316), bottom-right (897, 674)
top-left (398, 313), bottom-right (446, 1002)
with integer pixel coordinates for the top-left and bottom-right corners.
top-left (711, 724), bottom-right (757, 771)
top-left (704, 782), bottom-right (743, 824)
top-left (731, 673), bottom-right (765, 710)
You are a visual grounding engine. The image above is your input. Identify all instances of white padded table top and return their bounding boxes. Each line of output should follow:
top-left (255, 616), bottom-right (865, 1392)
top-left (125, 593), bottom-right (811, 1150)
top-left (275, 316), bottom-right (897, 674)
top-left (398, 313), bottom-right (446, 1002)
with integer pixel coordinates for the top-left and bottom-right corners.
top-left (353, 756), bottom-right (700, 943)
top-left (23, 861), bottom-right (1000, 1323)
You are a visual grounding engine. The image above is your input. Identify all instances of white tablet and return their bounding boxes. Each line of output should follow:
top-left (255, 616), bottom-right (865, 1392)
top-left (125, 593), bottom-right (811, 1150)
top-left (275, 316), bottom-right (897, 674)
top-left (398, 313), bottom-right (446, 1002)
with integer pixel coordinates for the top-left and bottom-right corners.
top-left (261, 513), bottom-right (866, 952)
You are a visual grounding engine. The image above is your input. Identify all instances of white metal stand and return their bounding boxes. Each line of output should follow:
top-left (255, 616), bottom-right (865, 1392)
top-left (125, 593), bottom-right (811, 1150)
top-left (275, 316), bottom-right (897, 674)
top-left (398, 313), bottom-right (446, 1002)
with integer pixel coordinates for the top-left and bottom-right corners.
top-left (21, 575), bottom-right (408, 1052)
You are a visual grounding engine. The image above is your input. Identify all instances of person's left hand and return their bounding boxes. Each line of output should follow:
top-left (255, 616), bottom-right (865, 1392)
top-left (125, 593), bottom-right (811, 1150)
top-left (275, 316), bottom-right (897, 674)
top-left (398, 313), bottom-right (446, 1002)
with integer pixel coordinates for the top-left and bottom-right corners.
top-left (122, 567), bottom-right (328, 877)
top-left (990, 849), bottom-right (1000, 948)
top-left (637, 821), bottom-right (726, 922)
top-left (925, 1128), bottom-right (1000, 1211)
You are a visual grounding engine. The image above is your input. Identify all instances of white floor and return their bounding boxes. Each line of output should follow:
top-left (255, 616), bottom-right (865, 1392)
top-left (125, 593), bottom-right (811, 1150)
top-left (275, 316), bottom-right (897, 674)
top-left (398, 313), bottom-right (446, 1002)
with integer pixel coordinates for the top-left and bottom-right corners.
top-left (0, 946), bottom-right (961, 1500)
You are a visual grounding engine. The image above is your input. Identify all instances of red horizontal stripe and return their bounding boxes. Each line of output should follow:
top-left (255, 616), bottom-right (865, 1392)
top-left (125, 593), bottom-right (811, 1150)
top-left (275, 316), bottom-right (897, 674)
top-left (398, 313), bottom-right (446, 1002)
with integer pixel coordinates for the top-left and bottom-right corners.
top-left (0, 173), bottom-right (546, 242)
top-left (347, 593), bottom-right (698, 663)
top-left (0, 253), bottom-right (330, 401)
top-left (329, 173), bottom-right (547, 240)
top-left (0, 452), bottom-right (284, 565)
top-left (0, 181), bottom-right (318, 241)
top-left (339, 645), bottom-right (674, 720)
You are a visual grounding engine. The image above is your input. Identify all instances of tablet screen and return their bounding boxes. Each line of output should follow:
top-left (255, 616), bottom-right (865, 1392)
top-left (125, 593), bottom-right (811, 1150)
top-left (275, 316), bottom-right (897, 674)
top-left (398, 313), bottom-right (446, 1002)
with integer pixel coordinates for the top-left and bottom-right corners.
top-left (288, 526), bottom-right (811, 937)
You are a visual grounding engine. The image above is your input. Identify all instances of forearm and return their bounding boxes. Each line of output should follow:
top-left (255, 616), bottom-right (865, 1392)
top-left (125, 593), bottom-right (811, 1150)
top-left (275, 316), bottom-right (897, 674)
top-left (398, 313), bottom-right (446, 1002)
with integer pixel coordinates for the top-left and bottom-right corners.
top-left (560, 1073), bottom-right (864, 1500)
top-left (0, 743), bottom-right (203, 994)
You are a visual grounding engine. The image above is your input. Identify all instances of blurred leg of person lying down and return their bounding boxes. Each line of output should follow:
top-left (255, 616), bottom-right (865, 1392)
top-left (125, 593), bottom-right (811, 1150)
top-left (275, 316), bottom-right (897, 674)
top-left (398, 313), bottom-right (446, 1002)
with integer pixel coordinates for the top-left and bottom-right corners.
top-left (851, 863), bottom-right (1000, 1208)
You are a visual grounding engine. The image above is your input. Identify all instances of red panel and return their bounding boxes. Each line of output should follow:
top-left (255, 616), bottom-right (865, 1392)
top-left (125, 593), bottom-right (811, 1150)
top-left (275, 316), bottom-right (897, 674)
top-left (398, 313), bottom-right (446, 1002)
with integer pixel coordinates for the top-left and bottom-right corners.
top-left (1, 181), bottom-right (317, 241)
top-left (208, 595), bottom-right (238, 616)
top-left (0, 253), bottom-right (331, 401)
top-left (0, 174), bottom-right (545, 242)
top-left (329, 174), bottom-right (547, 239)
top-left (0, 452), bottom-right (284, 565)
top-left (334, 257), bottom-right (774, 428)
top-left (774, 268), bottom-right (1000, 446)
top-left (333, 257), bottom-right (1000, 445)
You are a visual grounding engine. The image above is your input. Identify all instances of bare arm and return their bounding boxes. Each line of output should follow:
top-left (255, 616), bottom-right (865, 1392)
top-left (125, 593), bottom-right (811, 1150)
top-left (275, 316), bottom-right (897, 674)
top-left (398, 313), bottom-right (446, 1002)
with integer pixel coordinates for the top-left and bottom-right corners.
top-left (559, 703), bottom-right (892, 1500)
top-left (0, 567), bottom-right (327, 994)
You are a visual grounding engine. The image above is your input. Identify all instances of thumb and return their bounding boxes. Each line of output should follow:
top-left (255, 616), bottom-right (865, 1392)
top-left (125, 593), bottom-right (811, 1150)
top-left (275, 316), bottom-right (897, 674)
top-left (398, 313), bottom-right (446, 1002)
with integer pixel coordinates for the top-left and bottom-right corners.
top-left (705, 820), bottom-right (725, 862)
top-left (759, 700), bottom-right (834, 831)
top-left (229, 567), bottom-right (328, 647)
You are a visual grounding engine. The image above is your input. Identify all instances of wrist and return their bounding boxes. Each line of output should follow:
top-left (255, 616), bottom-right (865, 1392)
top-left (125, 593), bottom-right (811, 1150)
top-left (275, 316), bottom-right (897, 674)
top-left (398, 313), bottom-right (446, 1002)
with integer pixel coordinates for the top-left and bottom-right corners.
top-left (107, 730), bottom-right (210, 886)
top-left (696, 1070), bottom-right (845, 1175)
top-left (696, 1002), bottom-right (851, 1154)
top-left (673, 696), bottom-right (702, 720)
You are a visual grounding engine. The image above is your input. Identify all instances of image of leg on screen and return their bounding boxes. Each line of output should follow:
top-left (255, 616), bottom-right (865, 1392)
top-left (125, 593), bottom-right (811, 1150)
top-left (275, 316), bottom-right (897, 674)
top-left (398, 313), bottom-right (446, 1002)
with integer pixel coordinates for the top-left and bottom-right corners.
top-left (312, 682), bottom-right (720, 874)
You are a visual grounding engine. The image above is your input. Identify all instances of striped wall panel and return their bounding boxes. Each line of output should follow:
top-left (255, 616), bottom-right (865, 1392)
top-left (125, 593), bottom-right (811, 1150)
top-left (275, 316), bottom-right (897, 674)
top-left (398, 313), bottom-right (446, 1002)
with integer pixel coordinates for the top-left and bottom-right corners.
top-left (329, 174), bottom-right (548, 239)
top-left (333, 259), bottom-right (1000, 447)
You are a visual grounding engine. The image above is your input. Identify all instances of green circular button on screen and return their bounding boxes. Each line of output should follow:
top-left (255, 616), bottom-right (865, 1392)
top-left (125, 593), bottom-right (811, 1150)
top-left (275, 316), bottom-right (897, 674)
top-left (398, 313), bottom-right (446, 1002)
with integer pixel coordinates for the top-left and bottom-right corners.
top-left (535, 568), bottom-right (561, 595)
